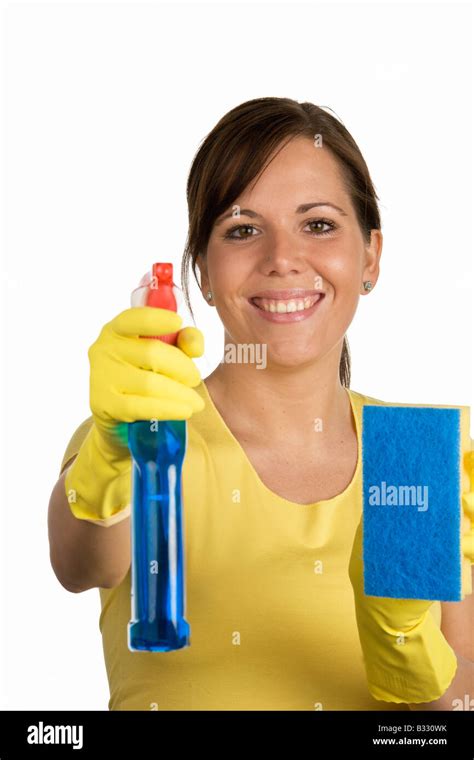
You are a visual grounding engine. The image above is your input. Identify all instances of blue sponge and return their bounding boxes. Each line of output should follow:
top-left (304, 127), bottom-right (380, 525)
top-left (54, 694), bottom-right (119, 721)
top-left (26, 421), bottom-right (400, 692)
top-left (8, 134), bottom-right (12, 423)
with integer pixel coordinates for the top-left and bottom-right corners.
top-left (362, 405), bottom-right (464, 602)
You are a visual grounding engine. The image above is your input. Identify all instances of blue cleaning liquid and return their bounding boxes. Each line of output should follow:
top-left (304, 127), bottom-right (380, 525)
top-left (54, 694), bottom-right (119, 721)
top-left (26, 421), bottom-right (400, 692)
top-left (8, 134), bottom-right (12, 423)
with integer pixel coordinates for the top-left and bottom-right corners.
top-left (127, 418), bottom-right (190, 652)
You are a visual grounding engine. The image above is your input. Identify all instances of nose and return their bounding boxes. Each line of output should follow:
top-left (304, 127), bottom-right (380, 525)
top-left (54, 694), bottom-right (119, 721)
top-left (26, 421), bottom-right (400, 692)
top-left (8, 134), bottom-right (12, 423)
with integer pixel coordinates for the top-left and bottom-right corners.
top-left (259, 231), bottom-right (307, 276)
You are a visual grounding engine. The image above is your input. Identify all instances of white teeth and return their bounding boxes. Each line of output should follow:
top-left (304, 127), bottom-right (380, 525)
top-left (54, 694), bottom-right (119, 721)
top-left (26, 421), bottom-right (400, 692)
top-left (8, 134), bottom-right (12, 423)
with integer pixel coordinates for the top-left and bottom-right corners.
top-left (253, 295), bottom-right (321, 313)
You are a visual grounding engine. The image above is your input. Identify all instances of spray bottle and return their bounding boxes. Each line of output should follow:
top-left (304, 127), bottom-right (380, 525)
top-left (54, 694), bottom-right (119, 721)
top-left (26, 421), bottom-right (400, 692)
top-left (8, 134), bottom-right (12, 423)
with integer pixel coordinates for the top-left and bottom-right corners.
top-left (127, 262), bottom-right (190, 652)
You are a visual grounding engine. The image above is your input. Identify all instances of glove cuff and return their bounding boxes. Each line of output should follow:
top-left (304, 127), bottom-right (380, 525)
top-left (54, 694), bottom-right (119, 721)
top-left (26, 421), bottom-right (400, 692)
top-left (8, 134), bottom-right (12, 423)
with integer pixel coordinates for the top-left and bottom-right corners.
top-left (65, 424), bottom-right (131, 526)
top-left (361, 607), bottom-right (458, 704)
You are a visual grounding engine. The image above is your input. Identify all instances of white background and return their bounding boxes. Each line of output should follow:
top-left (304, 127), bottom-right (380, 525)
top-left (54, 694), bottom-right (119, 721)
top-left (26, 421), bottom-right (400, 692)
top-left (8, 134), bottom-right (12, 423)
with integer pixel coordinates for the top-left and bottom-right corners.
top-left (1, 0), bottom-right (472, 709)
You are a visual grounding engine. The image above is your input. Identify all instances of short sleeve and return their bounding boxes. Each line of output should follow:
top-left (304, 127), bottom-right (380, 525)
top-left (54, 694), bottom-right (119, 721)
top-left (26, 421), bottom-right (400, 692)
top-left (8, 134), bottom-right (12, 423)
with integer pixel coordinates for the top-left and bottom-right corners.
top-left (59, 416), bottom-right (94, 476)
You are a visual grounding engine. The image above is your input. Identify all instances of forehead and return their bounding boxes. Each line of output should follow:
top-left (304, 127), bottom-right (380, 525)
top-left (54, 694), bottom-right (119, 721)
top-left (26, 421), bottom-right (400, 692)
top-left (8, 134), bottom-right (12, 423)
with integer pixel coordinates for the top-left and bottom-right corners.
top-left (238, 136), bottom-right (348, 208)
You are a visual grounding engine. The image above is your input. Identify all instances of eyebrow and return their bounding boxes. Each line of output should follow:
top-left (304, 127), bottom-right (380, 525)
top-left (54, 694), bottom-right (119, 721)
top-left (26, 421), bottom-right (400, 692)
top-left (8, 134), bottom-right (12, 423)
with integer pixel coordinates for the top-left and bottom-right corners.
top-left (214, 201), bottom-right (348, 226)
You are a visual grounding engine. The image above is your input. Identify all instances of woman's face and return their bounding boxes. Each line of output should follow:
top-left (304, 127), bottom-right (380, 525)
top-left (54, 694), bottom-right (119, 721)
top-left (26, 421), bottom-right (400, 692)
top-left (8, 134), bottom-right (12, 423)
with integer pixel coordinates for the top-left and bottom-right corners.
top-left (199, 136), bottom-right (382, 370)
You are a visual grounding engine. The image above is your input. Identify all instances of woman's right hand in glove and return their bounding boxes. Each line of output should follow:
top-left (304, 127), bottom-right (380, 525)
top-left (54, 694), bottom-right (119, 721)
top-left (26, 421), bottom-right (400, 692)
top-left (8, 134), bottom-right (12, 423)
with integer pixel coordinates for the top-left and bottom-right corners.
top-left (65, 307), bottom-right (205, 527)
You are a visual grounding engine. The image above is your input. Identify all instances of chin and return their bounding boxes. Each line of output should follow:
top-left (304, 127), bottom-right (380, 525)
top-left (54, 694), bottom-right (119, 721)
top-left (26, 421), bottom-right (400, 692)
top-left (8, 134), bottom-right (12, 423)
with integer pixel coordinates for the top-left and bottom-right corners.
top-left (264, 346), bottom-right (324, 370)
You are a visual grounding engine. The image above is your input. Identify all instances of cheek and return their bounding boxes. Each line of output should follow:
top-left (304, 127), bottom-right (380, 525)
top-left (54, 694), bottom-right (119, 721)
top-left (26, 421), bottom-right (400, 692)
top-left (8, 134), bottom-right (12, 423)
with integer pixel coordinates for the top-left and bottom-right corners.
top-left (330, 286), bottom-right (360, 340)
top-left (323, 243), bottom-right (360, 278)
top-left (323, 247), bottom-right (362, 298)
top-left (321, 254), bottom-right (361, 327)
top-left (208, 253), bottom-right (252, 299)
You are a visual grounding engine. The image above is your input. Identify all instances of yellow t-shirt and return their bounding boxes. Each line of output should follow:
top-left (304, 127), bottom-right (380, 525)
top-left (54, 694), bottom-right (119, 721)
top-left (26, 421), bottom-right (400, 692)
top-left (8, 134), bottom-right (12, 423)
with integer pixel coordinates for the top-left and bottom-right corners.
top-left (60, 382), bottom-right (443, 711)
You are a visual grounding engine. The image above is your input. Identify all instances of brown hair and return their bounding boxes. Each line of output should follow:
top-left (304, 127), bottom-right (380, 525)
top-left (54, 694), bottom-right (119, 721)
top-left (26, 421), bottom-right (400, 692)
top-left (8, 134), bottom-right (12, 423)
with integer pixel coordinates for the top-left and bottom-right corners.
top-left (181, 97), bottom-right (382, 387)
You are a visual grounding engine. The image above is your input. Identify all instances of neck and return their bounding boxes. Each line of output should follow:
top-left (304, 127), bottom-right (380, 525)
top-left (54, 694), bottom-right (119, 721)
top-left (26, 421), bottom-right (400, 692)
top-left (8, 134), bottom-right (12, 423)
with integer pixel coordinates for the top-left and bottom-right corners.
top-left (204, 342), bottom-right (353, 448)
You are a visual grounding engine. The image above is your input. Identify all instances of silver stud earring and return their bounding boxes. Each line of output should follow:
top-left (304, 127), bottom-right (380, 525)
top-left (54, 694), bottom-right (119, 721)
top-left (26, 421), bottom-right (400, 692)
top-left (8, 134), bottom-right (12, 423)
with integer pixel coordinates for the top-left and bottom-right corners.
top-left (363, 281), bottom-right (373, 292)
top-left (206, 291), bottom-right (212, 301)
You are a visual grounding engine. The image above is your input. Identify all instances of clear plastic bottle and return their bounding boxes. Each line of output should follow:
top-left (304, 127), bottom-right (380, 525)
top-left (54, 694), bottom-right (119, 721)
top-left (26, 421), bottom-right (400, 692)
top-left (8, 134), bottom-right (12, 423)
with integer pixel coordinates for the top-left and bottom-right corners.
top-left (127, 263), bottom-right (190, 652)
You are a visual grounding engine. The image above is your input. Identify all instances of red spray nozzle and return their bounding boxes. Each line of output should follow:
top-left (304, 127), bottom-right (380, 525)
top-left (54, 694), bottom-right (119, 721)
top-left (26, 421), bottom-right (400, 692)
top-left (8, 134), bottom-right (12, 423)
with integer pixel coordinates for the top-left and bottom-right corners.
top-left (146, 263), bottom-right (177, 310)
top-left (132, 262), bottom-right (180, 345)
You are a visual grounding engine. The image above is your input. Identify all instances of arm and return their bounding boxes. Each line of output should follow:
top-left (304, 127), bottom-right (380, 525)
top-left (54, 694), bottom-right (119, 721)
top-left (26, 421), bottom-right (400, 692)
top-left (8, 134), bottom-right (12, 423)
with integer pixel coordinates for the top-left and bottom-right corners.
top-left (409, 566), bottom-right (474, 711)
top-left (350, 438), bottom-right (474, 706)
top-left (47, 455), bottom-right (131, 593)
top-left (48, 308), bottom-right (205, 594)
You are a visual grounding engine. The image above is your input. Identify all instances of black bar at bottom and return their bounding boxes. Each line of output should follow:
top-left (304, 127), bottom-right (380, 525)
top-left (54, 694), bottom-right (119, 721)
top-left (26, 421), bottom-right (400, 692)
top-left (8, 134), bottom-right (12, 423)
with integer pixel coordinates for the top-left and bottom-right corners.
top-left (0, 709), bottom-right (472, 757)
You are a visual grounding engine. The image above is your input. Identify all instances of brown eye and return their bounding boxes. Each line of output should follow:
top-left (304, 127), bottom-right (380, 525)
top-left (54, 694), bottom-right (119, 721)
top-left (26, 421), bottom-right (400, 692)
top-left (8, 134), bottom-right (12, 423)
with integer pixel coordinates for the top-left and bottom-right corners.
top-left (223, 224), bottom-right (257, 240)
top-left (306, 219), bottom-right (336, 236)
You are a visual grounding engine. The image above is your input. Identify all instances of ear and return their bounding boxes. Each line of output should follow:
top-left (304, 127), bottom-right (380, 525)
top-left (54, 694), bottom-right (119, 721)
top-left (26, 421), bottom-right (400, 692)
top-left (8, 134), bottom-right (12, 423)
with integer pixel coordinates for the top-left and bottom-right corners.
top-left (196, 253), bottom-right (210, 297)
top-left (361, 229), bottom-right (383, 292)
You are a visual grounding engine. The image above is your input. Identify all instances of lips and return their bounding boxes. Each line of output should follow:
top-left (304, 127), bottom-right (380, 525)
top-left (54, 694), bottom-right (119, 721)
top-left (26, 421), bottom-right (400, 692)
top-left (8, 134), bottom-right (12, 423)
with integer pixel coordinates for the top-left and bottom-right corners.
top-left (248, 291), bottom-right (325, 323)
top-left (250, 289), bottom-right (324, 300)
top-left (251, 294), bottom-right (323, 313)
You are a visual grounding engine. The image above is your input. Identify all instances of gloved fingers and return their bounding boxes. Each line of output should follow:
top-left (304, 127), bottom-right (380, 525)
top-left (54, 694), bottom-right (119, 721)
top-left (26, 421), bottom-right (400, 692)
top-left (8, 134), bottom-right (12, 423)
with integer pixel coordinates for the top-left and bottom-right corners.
top-left (462, 492), bottom-right (474, 520)
top-left (462, 511), bottom-right (471, 535)
top-left (464, 448), bottom-right (473, 476)
top-left (106, 392), bottom-right (197, 423)
top-left (461, 444), bottom-right (474, 562)
top-left (462, 527), bottom-right (474, 563)
top-left (108, 306), bottom-right (183, 338)
top-left (96, 361), bottom-right (205, 414)
top-left (90, 328), bottom-right (202, 388)
top-left (177, 326), bottom-right (205, 358)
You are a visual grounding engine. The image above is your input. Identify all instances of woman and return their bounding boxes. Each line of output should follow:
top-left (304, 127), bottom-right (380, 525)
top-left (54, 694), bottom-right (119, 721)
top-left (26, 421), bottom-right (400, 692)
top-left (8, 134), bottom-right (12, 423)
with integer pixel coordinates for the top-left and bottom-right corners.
top-left (48, 97), bottom-right (473, 711)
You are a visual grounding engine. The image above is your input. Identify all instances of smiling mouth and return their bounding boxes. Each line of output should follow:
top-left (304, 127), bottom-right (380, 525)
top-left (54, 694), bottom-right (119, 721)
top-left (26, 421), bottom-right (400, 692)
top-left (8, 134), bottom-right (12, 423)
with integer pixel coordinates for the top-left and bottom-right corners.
top-left (250, 294), bottom-right (324, 314)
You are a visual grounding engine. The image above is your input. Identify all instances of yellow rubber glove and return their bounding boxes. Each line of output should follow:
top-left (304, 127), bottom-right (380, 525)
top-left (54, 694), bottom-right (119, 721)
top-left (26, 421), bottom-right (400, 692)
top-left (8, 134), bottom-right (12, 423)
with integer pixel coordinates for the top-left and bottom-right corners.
top-left (65, 306), bottom-right (205, 527)
top-left (349, 442), bottom-right (473, 704)
top-left (461, 449), bottom-right (474, 563)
